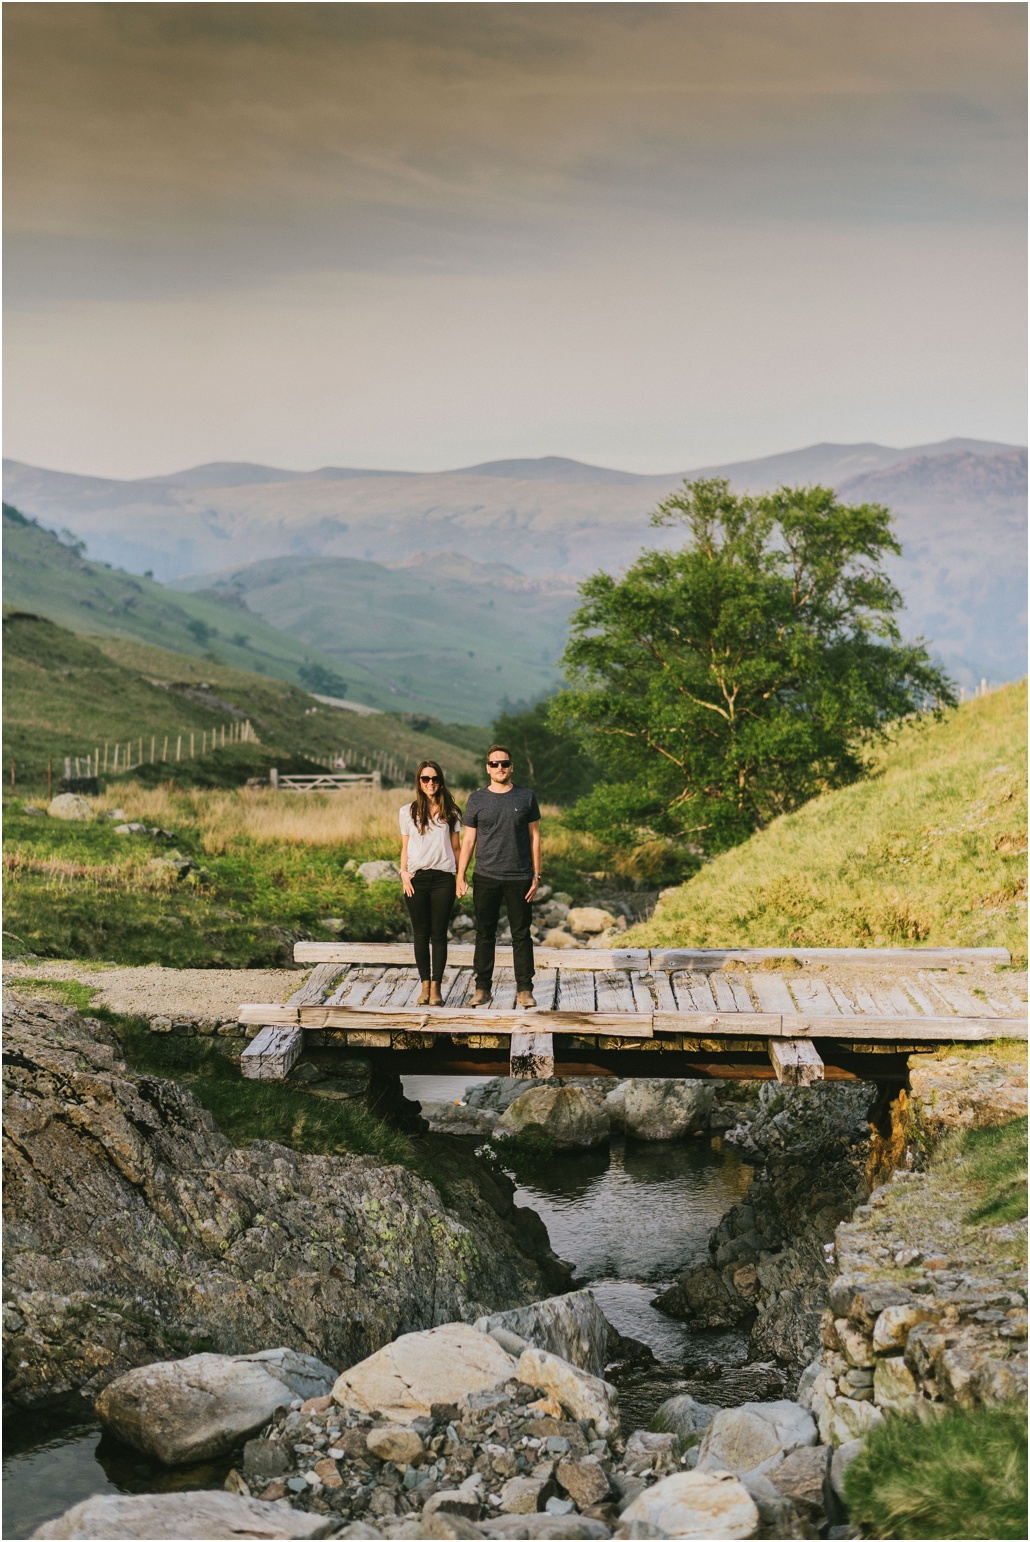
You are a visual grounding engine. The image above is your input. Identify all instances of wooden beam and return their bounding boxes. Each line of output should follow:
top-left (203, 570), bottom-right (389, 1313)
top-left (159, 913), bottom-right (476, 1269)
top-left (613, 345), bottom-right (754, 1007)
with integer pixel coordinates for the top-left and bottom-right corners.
top-left (769, 1037), bottom-right (825, 1086)
top-left (510, 1031), bottom-right (554, 1079)
top-left (241, 1026), bottom-right (303, 1080)
top-left (293, 941), bottom-right (649, 970)
top-left (650, 946), bottom-right (1011, 968)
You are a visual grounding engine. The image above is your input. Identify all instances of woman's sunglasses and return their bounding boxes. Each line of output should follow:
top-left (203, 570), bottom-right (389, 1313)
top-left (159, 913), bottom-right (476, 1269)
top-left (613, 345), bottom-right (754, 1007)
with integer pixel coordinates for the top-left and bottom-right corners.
top-left (487, 759), bottom-right (512, 768)
top-left (419, 774), bottom-right (440, 784)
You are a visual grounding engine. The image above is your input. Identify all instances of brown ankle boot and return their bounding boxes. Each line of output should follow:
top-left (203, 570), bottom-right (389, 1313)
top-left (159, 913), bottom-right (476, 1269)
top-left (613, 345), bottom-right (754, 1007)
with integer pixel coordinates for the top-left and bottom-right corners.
top-left (471, 988), bottom-right (492, 1008)
top-left (428, 982), bottom-right (443, 1006)
top-left (417, 981), bottom-right (431, 1006)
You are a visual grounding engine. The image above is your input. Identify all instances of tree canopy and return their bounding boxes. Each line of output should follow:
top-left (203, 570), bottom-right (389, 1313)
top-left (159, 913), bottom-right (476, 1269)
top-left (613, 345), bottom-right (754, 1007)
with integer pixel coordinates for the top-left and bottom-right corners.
top-left (554, 478), bottom-right (954, 853)
top-left (491, 696), bottom-right (598, 805)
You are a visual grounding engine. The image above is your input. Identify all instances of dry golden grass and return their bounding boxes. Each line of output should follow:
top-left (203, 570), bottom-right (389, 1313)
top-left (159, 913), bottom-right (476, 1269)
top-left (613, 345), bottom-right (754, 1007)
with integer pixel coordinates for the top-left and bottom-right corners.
top-left (96, 782), bottom-right (425, 856)
top-left (2, 850), bottom-right (177, 890)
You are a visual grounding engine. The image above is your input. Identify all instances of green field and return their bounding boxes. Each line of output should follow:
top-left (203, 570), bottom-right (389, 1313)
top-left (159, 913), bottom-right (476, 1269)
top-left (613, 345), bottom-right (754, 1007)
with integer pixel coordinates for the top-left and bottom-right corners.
top-left (174, 550), bottom-right (577, 723)
top-left (2, 503), bottom-right (399, 707)
top-left (2, 612), bottom-right (485, 793)
top-left (629, 683), bottom-right (1028, 963)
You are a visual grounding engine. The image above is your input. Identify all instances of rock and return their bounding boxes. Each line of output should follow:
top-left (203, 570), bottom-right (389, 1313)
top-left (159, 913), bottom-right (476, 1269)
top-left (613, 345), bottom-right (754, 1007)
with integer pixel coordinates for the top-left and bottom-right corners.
top-left (114, 821), bottom-right (148, 835)
top-left (357, 860), bottom-right (402, 885)
top-left (794, 1361), bottom-right (823, 1411)
top-left (366, 1425), bottom-right (426, 1465)
top-left (606, 1079), bottom-right (714, 1141)
top-left (767, 1444), bottom-right (831, 1524)
top-left (480, 1518), bottom-right (610, 1540)
top-left (516, 1348), bottom-right (618, 1437)
top-left (418, 1516), bottom-right (483, 1540)
top-left (651, 1392), bottom-right (717, 1450)
top-left (619, 1470), bottom-right (760, 1539)
top-left (623, 1430), bottom-right (677, 1475)
top-left (829, 1439), bottom-right (863, 1501)
top-left (333, 1324), bottom-right (515, 1421)
top-left (3, 999), bottom-right (554, 1410)
top-left (556, 1455), bottom-right (613, 1507)
top-left (541, 929), bottom-right (579, 949)
top-left (814, 1393), bottom-right (882, 1448)
top-left (495, 1087), bottom-right (610, 1150)
top-left (243, 1438), bottom-right (293, 1478)
top-left (31, 1491), bottom-right (336, 1538)
top-left (22, 804), bottom-right (47, 816)
top-left (499, 1476), bottom-right (553, 1513)
top-left (423, 1477), bottom-right (484, 1520)
top-left (419, 1102), bottom-right (495, 1137)
top-left (475, 1290), bottom-right (615, 1378)
top-left (566, 908), bottom-right (616, 935)
top-left (836, 1321), bottom-right (874, 1369)
top-left (872, 1355), bottom-right (918, 1413)
top-left (46, 793), bottom-right (93, 821)
top-left (95, 1349), bottom-right (337, 1463)
top-left (871, 1303), bottom-right (937, 1353)
top-left (696, 1400), bottom-right (817, 1480)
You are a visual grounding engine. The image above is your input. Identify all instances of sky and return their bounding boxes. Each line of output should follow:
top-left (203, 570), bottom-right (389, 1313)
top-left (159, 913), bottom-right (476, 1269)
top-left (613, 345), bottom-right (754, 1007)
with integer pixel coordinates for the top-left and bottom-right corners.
top-left (3, 2), bottom-right (1026, 479)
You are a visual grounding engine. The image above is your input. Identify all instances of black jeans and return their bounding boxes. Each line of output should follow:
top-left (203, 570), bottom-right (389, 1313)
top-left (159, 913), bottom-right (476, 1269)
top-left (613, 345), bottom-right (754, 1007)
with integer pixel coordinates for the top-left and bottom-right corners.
top-left (473, 873), bottom-right (535, 992)
top-left (404, 869), bottom-right (456, 982)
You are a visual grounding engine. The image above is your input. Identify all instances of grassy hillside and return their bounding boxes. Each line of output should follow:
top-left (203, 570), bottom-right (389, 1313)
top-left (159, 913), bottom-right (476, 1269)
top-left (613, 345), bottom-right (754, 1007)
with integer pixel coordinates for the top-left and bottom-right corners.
top-left (2, 614), bottom-right (483, 793)
top-left (175, 550), bottom-right (577, 722)
top-left (630, 683), bottom-right (1028, 963)
top-left (2, 504), bottom-right (396, 710)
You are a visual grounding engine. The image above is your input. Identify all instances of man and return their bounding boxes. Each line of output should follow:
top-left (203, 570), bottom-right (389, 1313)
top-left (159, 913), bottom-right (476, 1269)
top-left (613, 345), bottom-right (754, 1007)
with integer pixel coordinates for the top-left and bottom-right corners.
top-left (456, 744), bottom-right (541, 1008)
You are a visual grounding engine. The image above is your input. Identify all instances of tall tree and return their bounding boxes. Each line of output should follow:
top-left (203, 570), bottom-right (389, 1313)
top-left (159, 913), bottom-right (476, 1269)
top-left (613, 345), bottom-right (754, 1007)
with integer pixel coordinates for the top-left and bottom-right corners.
top-left (554, 478), bottom-right (954, 852)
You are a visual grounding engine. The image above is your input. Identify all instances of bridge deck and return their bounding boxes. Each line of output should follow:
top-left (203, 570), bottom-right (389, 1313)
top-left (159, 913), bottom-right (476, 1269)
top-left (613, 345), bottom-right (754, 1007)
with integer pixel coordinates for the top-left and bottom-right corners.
top-left (238, 945), bottom-right (1027, 1084)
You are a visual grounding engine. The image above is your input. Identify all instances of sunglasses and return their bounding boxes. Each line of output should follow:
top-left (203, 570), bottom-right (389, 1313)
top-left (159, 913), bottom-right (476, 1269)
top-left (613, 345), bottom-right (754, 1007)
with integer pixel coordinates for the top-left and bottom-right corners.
top-left (487, 759), bottom-right (512, 769)
top-left (419, 774), bottom-right (440, 783)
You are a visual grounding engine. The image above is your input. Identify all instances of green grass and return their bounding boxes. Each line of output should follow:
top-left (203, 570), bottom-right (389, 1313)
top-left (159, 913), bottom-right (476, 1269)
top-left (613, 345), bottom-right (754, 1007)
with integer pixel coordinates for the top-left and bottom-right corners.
top-left (956, 1117), bottom-right (1029, 1226)
top-left (7, 976), bottom-right (100, 1012)
top-left (629, 683), bottom-right (1028, 962)
top-left (843, 1404), bottom-right (1028, 1539)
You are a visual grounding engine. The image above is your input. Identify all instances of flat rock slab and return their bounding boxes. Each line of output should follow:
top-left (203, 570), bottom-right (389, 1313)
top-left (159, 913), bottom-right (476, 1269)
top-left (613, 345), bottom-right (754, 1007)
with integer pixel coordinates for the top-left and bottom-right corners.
top-left (332, 1324), bottom-right (516, 1421)
top-left (696, 1399), bottom-right (817, 1479)
top-left (475, 1288), bottom-right (614, 1378)
top-left (31, 1491), bottom-right (336, 1539)
top-left (96, 1350), bottom-right (337, 1464)
top-left (620, 1469), bottom-right (760, 1539)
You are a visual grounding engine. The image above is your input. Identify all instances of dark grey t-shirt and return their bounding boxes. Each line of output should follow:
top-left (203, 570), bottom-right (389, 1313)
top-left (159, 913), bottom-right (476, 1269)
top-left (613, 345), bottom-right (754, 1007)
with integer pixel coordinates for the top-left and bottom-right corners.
top-left (464, 784), bottom-right (541, 880)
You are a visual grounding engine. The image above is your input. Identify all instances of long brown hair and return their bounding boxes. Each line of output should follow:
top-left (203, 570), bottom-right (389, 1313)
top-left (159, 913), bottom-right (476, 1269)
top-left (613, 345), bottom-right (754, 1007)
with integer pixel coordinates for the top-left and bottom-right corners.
top-left (410, 760), bottom-right (461, 834)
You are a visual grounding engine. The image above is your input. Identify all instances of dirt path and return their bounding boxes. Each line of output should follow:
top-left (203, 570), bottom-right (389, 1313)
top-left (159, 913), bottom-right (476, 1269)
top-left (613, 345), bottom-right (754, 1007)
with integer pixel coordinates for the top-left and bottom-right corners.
top-left (2, 960), bottom-right (305, 1021)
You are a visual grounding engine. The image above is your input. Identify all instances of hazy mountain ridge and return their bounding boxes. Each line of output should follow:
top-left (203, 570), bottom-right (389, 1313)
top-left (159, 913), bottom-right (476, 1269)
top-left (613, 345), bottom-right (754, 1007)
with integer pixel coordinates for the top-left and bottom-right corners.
top-left (4, 438), bottom-right (1025, 693)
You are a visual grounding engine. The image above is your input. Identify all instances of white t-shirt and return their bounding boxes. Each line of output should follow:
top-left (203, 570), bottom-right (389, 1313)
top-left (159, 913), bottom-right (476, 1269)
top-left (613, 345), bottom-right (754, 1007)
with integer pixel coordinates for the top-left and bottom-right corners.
top-left (399, 804), bottom-right (460, 874)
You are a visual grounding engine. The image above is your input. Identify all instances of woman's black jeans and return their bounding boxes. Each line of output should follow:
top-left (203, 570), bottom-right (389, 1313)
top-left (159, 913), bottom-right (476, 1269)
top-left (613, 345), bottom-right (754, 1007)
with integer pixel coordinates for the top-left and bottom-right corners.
top-left (404, 868), bottom-right (456, 982)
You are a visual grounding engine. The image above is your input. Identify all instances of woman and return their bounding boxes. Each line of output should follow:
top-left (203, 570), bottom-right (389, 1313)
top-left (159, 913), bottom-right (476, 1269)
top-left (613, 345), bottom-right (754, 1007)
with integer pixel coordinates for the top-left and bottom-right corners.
top-left (399, 759), bottom-right (462, 1005)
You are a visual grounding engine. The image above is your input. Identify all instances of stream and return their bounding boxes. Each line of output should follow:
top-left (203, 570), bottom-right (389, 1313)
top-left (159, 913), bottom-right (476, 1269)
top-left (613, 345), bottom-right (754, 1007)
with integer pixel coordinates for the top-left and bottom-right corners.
top-left (3, 1074), bottom-right (764, 1537)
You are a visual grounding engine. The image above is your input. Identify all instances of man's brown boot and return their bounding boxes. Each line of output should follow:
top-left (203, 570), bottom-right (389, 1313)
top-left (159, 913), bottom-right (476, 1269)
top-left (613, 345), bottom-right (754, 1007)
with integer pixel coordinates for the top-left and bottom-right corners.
top-left (471, 988), bottom-right (492, 1007)
top-left (428, 982), bottom-right (444, 1006)
top-left (417, 981), bottom-right (431, 1006)
top-left (516, 990), bottom-right (537, 1009)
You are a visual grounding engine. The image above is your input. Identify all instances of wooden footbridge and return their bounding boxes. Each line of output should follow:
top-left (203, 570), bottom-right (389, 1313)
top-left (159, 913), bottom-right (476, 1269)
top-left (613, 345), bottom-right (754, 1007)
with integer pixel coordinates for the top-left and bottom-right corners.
top-left (239, 943), bottom-right (1027, 1087)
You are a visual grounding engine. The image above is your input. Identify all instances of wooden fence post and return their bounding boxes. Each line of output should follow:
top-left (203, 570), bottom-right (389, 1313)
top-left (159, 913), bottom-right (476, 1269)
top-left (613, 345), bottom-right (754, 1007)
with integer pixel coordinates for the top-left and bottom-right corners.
top-left (176, 734), bottom-right (182, 761)
top-left (162, 736), bottom-right (168, 761)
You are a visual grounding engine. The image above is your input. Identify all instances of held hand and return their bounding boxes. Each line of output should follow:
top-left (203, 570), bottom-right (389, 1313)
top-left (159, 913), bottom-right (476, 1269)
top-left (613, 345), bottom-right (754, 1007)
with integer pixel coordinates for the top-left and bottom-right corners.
top-left (401, 872), bottom-right (415, 897)
top-left (456, 875), bottom-right (469, 899)
top-left (525, 875), bottom-right (540, 902)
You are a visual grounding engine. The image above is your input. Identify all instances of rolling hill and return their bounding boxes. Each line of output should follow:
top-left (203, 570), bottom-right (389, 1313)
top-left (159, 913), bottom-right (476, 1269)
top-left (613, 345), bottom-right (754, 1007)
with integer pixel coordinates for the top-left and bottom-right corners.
top-left (4, 438), bottom-right (1025, 693)
top-left (629, 682), bottom-right (1028, 964)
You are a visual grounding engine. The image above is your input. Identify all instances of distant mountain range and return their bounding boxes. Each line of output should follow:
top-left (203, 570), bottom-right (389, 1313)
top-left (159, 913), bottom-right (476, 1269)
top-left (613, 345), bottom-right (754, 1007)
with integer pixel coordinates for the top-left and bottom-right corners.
top-left (4, 438), bottom-right (1026, 694)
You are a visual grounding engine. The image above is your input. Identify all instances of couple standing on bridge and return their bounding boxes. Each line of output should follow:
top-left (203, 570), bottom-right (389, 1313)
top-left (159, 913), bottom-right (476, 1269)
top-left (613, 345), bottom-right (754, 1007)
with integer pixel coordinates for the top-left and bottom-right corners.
top-left (398, 746), bottom-right (541, 1009)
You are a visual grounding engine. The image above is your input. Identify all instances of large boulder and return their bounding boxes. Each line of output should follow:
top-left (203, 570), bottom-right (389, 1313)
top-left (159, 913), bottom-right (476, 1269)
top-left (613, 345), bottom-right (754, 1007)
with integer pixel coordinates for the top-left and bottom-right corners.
top-left (515, 1347), bottom-right (618, 1437)
top-left (31, 1491), bottom-right (335, 1539)
top-left (696, 1400), bottom-right (818, 1480)
top-left (95, 1349), bottom-right (337, 1464)
top-left (651, 1391), bottom-right (718, 1450)
top-left (619, 1469), bottom-right (760, 1539)
top-left (565, 907), bottom-right (616, 935)
top-left (494, 1086), bottom-right (609, 1150)
top-left (46, 793), bottom-right (93, 821)
top-left (332, 1323), bottom-right (515, 1421)
top-left (606, 1078), bottom-right (714, 1141)
top-left (474, 1289), bottom-right (614, 1378)
top-left (357, 860), bottom-right (401, 885)
top-left (3, 997), bottom-right (554, 1409)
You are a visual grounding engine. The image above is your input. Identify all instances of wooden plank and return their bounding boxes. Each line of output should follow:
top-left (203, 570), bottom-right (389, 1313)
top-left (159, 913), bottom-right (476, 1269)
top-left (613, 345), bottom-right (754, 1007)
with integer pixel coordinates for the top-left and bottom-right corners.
top-left (648, 946), bottom-right (1011, 968)
top-left (919, 975), bottom-right (1000, 1018)
top-left (594, 970), bottom-right (637, 1012)
top-left (363, 968), bottom-right (410, 1008)
top-left (533, 968), bottom-right (558, 1011)
top-left (751, 974), bottom-right (800, 1015)
top-left (710, 972), bottom-right (746, 1011)
top-left (443, 967), bottom-right (475, 1006)
top-left (789, 978), bottom-right (841, 1016)
top-left (385, 970), bottom-right (424, 1007)
top-left (490, 967), bottom-right (518, 1011)
top-left (672, 970), bottom-right (718, 1012)
top-left (331, 967), bottom-right (385, 1007)
top-left (769, 1038), bottom-right (826, 1086)
top-left (630, 971), bottom-right (656, 1012)
top-left (241, 1026), bottom-right (304, 1080)
top-left (826, 982), bottom-right (860, 1015)
top-left (292, 941), bottom-right (648, 970)
top-left (287, 963), bottom-right (345, 1006)
top-left (647, 971), bottom-right (679, 1012)
top-left (510, 1031), bottom-right (554, 1079)
top-left (654, 1011), bottom-right (780, 1037)
top-left (866, 983), bottom-right (922, 1017)
top-left (546, 948), bottom-right (649, 970)
top-left (311, 1006), bottom-right (653, 1036)
top-left (557, 970), bottom-right (596, 1012)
